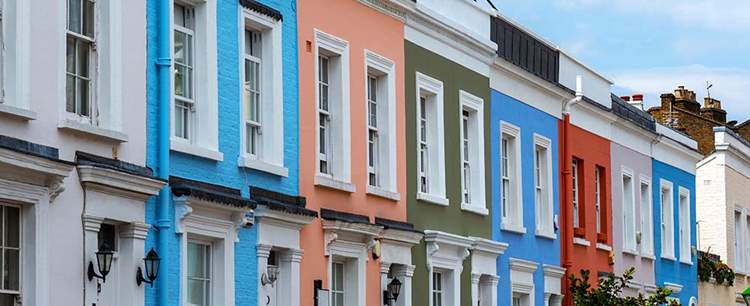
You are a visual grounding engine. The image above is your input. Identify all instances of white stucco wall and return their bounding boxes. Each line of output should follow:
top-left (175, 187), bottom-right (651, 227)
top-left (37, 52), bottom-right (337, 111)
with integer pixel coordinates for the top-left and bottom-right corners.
top-left (0, 0), bottom-right (148, 304)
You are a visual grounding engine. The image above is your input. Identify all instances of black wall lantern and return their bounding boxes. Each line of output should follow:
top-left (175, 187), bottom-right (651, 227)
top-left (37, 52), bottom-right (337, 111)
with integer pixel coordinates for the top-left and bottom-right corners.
top-left (88, 243), bottom-right (115, 283)
top-left (382, 277), bottom-right (402, 306)
top-left (137, 248), bottom-right (161, 287)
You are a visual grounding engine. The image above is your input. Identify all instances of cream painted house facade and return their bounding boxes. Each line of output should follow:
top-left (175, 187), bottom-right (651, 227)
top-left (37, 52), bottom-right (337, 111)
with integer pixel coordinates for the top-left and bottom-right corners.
top-left (697, 127), bottom-right (750, 306)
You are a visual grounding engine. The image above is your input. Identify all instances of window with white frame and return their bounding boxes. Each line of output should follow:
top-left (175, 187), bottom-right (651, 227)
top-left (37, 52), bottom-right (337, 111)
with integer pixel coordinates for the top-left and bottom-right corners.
top-left (315, 30), bottom-right (350, 184)
top-left (240, 10), bottom-right (284, 172)
top-left (512, 292), bottom-right (530, 306)
top-left (331, 261), bottom-right (345, 306)
top-left (678, 188), bottom-right (691, 263)
top-left (572, 159), bottom-right (581, 229)
top-left (171, 0), bottom-right (219, 156)
top-left (622, 171), bottom-right (636, 252)
top-left (173, 3), bottom-right (195, 141)
top-left (639, 179), bottom-right (653, 255)
top-left (364, 51), bottom-right (396, 194)
top-left (187, 241), bottom-right (212, 306)
top-left (459, 91), bottom-right (486, 213)
top-left (595, 166), bottom-right (603, 235)
top-left (734, 211), bottom-right (745, 272)
top-left (415, 72), bottom-right (446, 204)
top-left (660, 180), bottom-right (674, 259)
top-left (0, 203), bottom-right (20, 303)
top-left (66, 0), bottom-right (96, 121)
top-left (501, 122), bottom-right (522, 231)
top-left (534, 135), bottom-right (553, 236)
top-left (431, 271), bottom-right (443, 306)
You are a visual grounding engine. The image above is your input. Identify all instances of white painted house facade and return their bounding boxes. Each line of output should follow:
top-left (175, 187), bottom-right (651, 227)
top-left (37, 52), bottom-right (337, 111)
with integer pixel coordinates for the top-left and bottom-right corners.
top-left (0, 1), bottom-right (163, 306)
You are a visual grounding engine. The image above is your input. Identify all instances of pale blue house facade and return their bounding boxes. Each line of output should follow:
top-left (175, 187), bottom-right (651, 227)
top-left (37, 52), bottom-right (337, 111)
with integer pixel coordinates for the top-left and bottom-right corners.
top-left (145, 1), bottom-right (313, 306)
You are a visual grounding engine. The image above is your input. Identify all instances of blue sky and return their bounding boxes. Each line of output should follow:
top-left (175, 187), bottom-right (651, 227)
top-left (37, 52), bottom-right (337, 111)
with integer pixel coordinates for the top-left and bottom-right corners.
top-left (494, 0), bottom-right (750, 120)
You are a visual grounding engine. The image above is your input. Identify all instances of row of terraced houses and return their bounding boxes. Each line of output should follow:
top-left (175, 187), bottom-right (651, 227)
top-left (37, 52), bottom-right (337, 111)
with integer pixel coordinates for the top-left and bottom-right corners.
top-left (0, 0), bottom-right (712, 305)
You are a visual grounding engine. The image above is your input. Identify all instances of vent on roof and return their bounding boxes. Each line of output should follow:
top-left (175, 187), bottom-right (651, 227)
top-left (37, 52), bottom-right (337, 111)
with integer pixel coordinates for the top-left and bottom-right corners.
top-left (490, 17), bottom-right (559, 84)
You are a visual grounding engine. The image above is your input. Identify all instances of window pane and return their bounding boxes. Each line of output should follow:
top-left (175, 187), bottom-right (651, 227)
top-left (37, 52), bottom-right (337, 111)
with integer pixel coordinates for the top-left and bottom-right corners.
top-left (79, 78), bottom-right (90, 117)
top-left (187, 243), bottom-right (206, 278)
top-left (3, 249), bottom-right (18, 291)
top-left (175, 65), bottom-right (186, 97)
top-left (97, 223), bottom-right (116, 251)
top-left (83, 0), bottom-right (94, 37)
top-left (66, 38), bottom-right (76, 73)
top-left (68, 0), bottom-right (81, 33)
top-left (66, 76), bottom-right (77, 113)
top-left (188, 279), bottom-right (205, 306)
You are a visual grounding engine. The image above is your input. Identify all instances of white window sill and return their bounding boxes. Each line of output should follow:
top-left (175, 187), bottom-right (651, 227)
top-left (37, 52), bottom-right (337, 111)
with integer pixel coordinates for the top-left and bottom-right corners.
top-left (238, 155), bottom-right (288, 177)
top-left (640, 253), bottom-right (656, 260)
top-left (417, 192), bottom-right (449, 206)
top-left (461, 203), bottom-right (489, 216)
top-left (661, 254), bottom-right (677, 261)
top-left (573, 237), bottom-right (591, 247)
top-left (0, 103), bottom-right (37, 120)
top-left (535, 229), bottom-right (556, 240)
top-left (597, 243), bottom-right (613, 252)
top-left (366, 185), bottom-right (400, 201)
top-left (58, 118), bottom-right (129, 143)
top-left (315, 174), bottom-right (356, 193)
top-left (622, 248), bottom-right (638, 256)
top-left (680, 257), bottom-right (693, 265)
top-left (501, 222), bottom-right (527, 234)
top-left (170, 140), bottom-right (224, 161)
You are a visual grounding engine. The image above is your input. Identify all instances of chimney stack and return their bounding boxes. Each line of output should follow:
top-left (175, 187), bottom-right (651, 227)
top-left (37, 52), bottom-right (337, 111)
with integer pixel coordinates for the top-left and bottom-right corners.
top-left (630, 94), bottom-right (644, 110)
top-left (701, 96), bottom-right (727, 123)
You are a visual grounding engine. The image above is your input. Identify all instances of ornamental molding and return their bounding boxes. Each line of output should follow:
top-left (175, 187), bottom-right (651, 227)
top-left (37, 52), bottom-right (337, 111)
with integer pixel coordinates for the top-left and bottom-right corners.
top-left (509, 258), bottom-right (539, 273)
top-left (77, 165), bottom-right (165, 199)
top-left (254, 206), bottom-right (314, 230)
top-left (542, 264), bottom-right (566, 279)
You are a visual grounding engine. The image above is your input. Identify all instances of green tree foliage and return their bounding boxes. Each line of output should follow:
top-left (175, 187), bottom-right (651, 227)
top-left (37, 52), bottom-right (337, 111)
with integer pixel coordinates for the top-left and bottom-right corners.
top-left (569, 268), bottom-right (680, 306)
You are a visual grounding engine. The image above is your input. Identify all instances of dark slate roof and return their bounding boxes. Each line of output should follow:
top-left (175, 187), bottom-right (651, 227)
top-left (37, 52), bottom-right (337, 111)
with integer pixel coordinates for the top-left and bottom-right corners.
top-left (375, 217), bottom-right (421, 233)
top-left (0, 134), bottom-right (67, 162)
top-left (76, 151), bottom-right (161, 180)
top-left (239, 0), bottom-right (282, 21)
top-left (320, 208), bottom-right (370, 225)
top-left (170, 176), bottom-right (255, 209)
top-left (611, 94), bottom-right (656, 133)
top-left (249, 187), bottom-right (317, 217)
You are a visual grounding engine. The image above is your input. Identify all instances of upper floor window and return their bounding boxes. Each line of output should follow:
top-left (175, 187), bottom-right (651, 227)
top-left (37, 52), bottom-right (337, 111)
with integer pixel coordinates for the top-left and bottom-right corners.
top-left (314, 30), bottom-right (351, 187)
top-left (678, 187), bottom-right (691, 264)
top-left (173, 3), bottom-right (195, 141)
top-left (415, 72), bottom-right (446, 205)
top-left (622, 170), bottom-right (636, 252)
top-left (534, 134), bottom-right (553, 237)
top-left (170, 0), bottom-right (221, 159)
top-left (500, 121), bottom-right (523, 231)
top-left (459, 91), bottom-right (486, 214)
top-left (66, 0), bottom-right (96, 121)
top-left (595, 165), bottom-right (607, 242)
top-left (735, 211), bottom-right (743, 271)
top-left (640, 179), bottom-right (654, 256)
top-left (572, 158), bottom-right (582, 231)
top-left (239, 9), bottom-right (285, 175)
top-left (431, 271), bottom-right (443, 306)
top-left (660, 180), bottom-right (675, 259)
top-left (364, 51), bottom-right (396, 196)
top-left (0, 203), bottom-right (20, 303)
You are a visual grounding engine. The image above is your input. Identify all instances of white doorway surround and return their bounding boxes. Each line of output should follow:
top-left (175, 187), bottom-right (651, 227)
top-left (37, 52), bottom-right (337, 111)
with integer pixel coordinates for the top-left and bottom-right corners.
top-left (77, 152), bottom-right (166, 306)
top-left (470, 237), bottom-right (507, 306)
top-left (253, 187), bottom-right (316, 306)
top-left (377, 218), bottom-right (423, 306)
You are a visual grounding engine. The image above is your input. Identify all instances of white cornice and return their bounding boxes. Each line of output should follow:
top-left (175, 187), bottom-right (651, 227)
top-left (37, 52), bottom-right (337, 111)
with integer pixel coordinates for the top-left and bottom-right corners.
top-left (542, 264), bottom-right (566, 278)
top-left (469, 236), bottom-right (508, 255)
top-left (381, 228), bottom-right (423, 246)
top-left (358, 0), bottom-right (406, 21)
top-left (663, 282), bottom-right (683, 294)
top-left (254, 206), bottom-right (315, 230)
top-left (77, 165), bottom-right (165, 199)
top-left (322, 219), bottom-right (383, 239)
top-left (0, 147), bottom-right (73, 178)
top-left (509, 257), bottom-right (539, 273)
top-left (423, 230), bottom-right (474, 248)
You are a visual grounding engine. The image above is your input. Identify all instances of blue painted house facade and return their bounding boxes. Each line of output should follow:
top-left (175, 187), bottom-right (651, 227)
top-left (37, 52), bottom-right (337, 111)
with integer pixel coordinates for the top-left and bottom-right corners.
top-left (145, 1), bottom-right (314, 306)
top-left (653, 157), bottom-right (699, 305)
top-left (489, 90), bottom-right (565, 306)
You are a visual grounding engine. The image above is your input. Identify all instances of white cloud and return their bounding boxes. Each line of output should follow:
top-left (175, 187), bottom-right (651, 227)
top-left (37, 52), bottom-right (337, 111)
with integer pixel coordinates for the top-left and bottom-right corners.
top-left (612, 65), bottom-right (750, 120)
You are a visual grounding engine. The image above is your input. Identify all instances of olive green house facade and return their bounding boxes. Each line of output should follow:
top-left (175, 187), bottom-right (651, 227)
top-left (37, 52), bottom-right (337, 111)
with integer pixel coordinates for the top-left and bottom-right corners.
top-left (399, 1), bottom-right (507, 306)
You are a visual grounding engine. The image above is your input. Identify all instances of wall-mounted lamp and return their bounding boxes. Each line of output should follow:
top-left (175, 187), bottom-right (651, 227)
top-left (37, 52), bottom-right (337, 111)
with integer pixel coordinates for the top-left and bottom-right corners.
top-left (382, 277), bottom-right (402, 306)
top-left (136, 248), bottom-right (161, 287)
top-left (261, 265), bottom-right (279, 287)
top-left (88, 243), bottom-right (114, 283)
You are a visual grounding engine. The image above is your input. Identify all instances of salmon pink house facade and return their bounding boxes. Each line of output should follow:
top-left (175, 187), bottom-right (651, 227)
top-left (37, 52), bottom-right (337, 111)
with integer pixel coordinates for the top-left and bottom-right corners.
top-left (296, 1), bottom-right (422, 306)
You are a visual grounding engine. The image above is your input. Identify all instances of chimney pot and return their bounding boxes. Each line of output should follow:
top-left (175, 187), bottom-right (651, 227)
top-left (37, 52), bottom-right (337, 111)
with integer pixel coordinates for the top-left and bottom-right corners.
top-left (620, 96), bottom-right (631, 102)
top-left (628, 93), bottom-right (645, 110)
